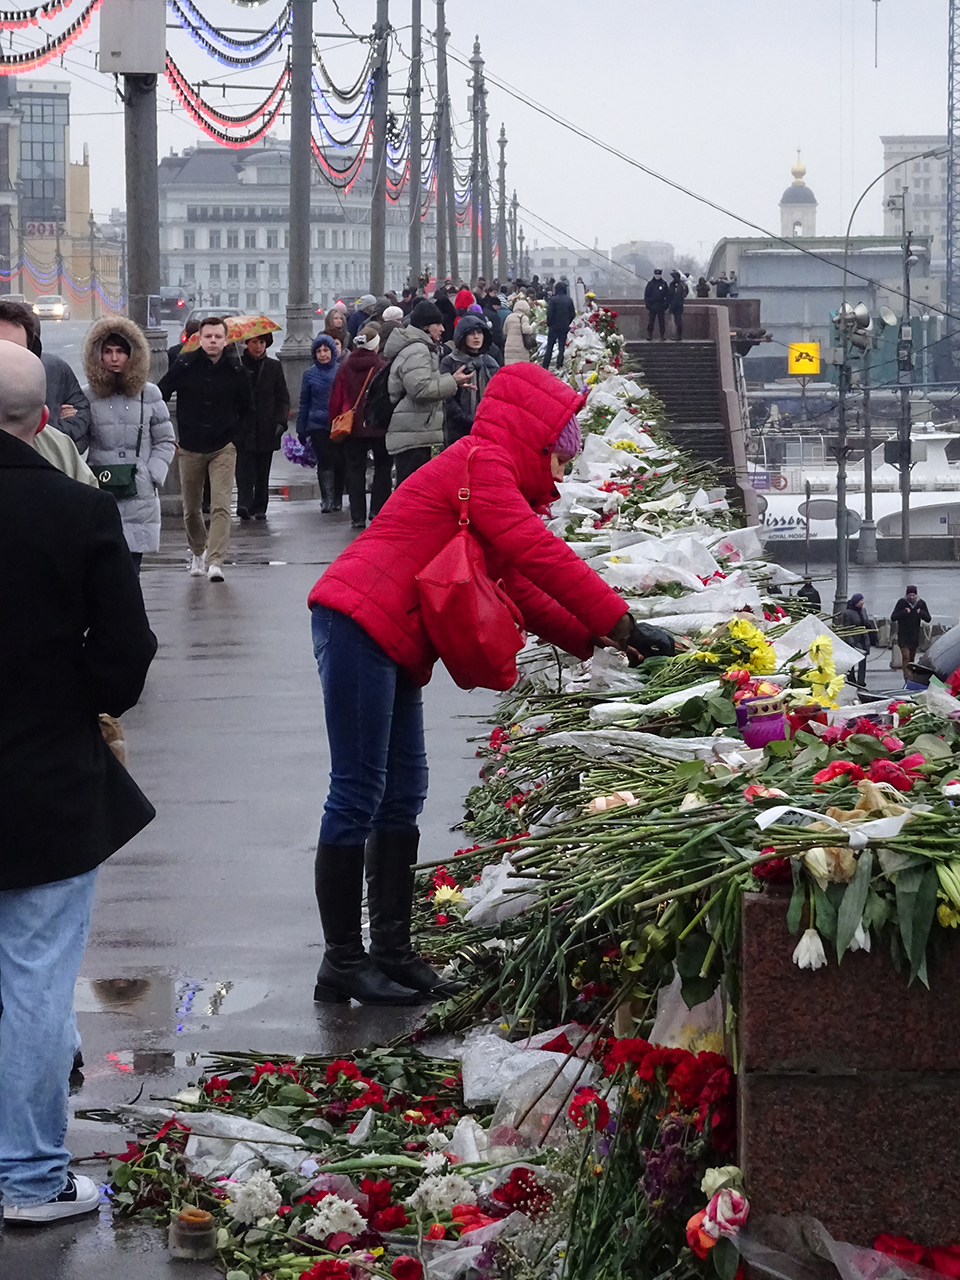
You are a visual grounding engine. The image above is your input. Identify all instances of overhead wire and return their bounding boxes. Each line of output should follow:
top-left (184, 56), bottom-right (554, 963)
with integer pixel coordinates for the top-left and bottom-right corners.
top-left (431, 36), bottom-right (960, 328)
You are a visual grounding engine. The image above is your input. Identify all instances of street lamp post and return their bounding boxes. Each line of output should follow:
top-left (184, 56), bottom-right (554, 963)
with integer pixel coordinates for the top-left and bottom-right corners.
top-left (898, 227), bottom-right (918, 564)
top-left (53, 204), bottom-right (63, 296)
top-left (88, 210), bottom-right (97, 320)
top-left (832, 145), bottom-right (946, 617)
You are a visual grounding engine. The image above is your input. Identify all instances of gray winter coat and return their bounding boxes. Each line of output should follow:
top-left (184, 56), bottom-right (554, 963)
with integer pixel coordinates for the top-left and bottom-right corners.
top-left (383, 324), bottom-right (457, 456)
top-left (79, 316), bottom-right (176, 554)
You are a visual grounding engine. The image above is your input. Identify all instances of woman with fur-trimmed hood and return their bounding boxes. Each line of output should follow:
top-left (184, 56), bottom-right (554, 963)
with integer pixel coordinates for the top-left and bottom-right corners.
top-left (79, 316), bottom-right (176, 568)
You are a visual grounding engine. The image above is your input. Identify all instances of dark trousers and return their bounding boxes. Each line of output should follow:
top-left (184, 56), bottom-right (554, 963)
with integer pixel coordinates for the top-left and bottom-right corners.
top-left (311, 605), bottom-right (428, 845)
top-left (542, 327), bottom-right (568, 370)
top-left (313, 432), bottom-right (346, 506)
top-left (344, 435), bottom-right (392, 525)
top-left (670, 309), bottom-right (683, 340)
top-left (646, 307), bottom-right (666, 339)
top-left (236, 449), bottom-right (274, 516)
top-left (394, 447), bottom-right (432, 487)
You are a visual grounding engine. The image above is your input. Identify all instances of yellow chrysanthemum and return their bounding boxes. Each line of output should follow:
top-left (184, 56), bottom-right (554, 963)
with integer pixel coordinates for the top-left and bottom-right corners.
top-left (692, 651), bottom-right (720, 662)
top-left (611, 439), bottom-right (640, 453)
top-left (433, 885), bottom-right (466, 906)
top-left (938, 902), bottom-right (960, 929)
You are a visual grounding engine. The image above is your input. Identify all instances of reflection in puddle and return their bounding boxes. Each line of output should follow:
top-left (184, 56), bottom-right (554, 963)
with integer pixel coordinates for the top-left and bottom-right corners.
top-left (76, 974), bottom-right (270, 1033)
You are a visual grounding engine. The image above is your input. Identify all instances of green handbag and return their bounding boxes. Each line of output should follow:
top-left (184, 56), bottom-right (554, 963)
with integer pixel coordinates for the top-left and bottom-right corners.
top-left (95, 395), bottom-right (143, 500)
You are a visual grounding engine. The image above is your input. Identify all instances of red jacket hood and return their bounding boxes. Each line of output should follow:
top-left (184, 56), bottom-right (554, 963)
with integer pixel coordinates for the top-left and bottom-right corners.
top-left (470, 364), bottom-right (585, 509)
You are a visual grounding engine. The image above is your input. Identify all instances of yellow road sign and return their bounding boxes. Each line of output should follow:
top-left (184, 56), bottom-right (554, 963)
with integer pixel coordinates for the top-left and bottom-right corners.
top-left (788, 342), bottom-right (821, 375)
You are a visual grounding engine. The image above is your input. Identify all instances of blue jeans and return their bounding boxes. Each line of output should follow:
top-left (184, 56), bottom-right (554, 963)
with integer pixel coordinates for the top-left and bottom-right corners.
top-left (311, 605), bottom-right (428, 845)
top-left (0, 869), bottom-right (98, 1206)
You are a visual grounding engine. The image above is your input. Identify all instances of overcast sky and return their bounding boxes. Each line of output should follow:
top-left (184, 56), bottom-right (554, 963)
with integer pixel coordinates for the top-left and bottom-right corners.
top-left (11, 0), bottom-right (948, 263)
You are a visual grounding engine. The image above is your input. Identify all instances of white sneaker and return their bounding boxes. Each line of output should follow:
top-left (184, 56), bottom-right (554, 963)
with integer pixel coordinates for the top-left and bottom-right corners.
top-left (207, 564), bottom-right (225, 582)
top-left (3, 1172), bottom-right (100, 1224)
top-left (188, 553), bottom-right (206, 577)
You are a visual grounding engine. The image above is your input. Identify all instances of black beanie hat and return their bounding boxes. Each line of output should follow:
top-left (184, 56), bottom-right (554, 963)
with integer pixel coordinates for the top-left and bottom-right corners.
top-left (409, 299), bottom-right (444, 330)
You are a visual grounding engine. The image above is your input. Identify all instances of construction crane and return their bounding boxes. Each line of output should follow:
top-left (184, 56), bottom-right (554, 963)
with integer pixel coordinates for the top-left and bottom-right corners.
top-left (948, 0), bottom-right (960, 363)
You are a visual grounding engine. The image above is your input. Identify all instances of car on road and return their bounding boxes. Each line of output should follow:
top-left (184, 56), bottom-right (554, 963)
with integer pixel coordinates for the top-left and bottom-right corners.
top-left (3, 292), bottom-right (27, 305)
top-left (160, 287), bottom-right (192, 321)
top-left (33, 294), bottom-right (70, 321)
top-left (178, 305), bottom-right (243, 343)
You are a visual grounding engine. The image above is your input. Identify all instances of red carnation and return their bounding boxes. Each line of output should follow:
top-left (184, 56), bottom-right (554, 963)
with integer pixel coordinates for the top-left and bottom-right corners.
top-left (874, 1235), bottom-right (928, 1266)
top-left (360, 1176), bottom-right (393, 1212)
top-left (372, 1204), bottom-right (409, 1232)
top-left (391, 1257), bottom-right (424, 1280)
top-left (602, 1037), bottom-right (652, 1077)
top-left (325, 1059), bottom-right (362, 1084)
top-left (300, 1262), bottom-right (352, 1280)
top-left (752, 857), bottom-right (793, 884)
top-left (568, 1086), bottom-right (610, 1131)
top-left (926, 1245), bottom-right (960, 1277)
top-left (425, 1222), bottom-right (447, 1239)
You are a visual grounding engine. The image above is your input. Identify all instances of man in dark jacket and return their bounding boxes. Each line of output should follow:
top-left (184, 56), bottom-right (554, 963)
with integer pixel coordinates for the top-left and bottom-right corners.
top-left (0, 340), bottom-right (156, 1225)
top-left (0, 301), bottom-right (91, 439)
top-left (644, 269), bottom-right (670, 340)
top-left (667, 270), bottom-right (687, 341)
top-left (167, 318), bottom-right (200, 370)
top-left (237, 333), bottom-right (291, 520)
top-left (439, 314), bottom-right (500, 447)
top-left (158, 316), bottom-right (254, 582)
top-left (891, 585), bottom-right (931, 671)
top-left (542, 280), bottom-right (576, 371)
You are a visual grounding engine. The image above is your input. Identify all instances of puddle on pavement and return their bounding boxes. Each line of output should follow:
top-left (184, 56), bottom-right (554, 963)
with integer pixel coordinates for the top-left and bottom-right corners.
top-left (74, 975), bottom-right (270, 1034)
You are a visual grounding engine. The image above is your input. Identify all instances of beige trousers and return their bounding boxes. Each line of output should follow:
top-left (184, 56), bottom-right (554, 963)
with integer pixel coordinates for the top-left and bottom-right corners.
top-left (179, 443), bottom-right (236, 566)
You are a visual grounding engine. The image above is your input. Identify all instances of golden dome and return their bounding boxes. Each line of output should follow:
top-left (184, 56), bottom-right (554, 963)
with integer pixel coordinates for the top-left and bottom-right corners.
top-left (791, 150), bottom-right (806, 185)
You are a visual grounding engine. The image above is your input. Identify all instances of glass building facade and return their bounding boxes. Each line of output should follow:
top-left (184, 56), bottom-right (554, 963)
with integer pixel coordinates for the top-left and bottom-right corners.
top-left (16, 88), bottom-right (68, 222)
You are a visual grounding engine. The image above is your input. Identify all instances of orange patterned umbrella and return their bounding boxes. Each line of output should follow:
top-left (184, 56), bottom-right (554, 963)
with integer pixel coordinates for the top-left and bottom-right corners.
top-left (180, 314), bottom-right (281, 353)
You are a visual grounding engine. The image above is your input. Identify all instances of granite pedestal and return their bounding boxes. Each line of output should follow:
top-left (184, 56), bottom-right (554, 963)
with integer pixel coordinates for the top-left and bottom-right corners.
top-left (739, 890), bottom-right (960, 1246)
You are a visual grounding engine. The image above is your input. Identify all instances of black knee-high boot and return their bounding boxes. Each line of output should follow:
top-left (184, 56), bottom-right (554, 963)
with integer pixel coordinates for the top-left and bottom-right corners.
top-left (365, 829), bottom-right (467, 999)
top-left (313, 842), bottom-right (423, 1004)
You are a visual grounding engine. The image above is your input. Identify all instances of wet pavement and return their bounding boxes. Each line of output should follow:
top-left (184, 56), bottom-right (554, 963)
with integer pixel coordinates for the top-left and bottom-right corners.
top-left (1, 494), bottom-right (493, 1278)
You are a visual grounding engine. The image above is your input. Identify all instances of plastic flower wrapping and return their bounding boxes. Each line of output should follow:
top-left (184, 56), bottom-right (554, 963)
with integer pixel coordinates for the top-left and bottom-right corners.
top-left (282, 432), bottom-right (318, 468)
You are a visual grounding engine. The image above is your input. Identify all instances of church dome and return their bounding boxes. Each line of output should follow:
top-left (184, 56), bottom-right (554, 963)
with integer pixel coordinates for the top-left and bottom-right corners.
top-left (780, 151), bottom-right (817, 205)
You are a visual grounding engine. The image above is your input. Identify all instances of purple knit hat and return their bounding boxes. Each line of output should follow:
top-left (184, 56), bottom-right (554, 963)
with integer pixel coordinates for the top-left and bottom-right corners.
top-left (554, 414), bottom-right (582, 460)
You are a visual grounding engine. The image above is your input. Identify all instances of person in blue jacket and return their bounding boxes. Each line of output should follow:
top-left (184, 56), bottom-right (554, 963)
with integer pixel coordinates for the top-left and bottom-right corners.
top-left (297, 333), bottom-right (344, 513)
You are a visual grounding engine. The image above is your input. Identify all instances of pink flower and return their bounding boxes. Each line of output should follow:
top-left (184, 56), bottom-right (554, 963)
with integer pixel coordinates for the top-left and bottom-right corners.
top-left (703, 1188), bottom-right (750, 1239)
top-left (743, 784), bottom-right (788, 802)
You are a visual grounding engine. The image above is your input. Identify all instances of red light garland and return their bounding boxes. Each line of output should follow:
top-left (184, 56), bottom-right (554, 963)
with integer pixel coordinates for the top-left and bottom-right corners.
top-left (0, 0), bottom-right (100, 71)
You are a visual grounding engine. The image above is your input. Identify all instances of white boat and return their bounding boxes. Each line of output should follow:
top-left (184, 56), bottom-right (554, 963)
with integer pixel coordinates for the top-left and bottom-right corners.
top-left (748, 426), bottom-right (960, 543)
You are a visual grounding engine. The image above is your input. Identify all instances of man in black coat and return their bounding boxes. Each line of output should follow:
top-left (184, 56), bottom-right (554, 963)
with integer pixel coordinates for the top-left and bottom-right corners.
top-left (0, 340), bottom-right (157, 1224)
top-left (542, 280), bottom-right (576, 371)
top-left (644, 269), bottom-right (670, 340)
top-left (158, 316), bottom-right (254, 582)
top-left (237, 333), bottom-right (291, 520)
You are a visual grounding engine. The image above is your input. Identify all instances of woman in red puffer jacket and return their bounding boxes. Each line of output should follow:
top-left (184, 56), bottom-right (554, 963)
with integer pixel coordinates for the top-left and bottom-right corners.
top-left (306, 363), bottom-right (631, 1008)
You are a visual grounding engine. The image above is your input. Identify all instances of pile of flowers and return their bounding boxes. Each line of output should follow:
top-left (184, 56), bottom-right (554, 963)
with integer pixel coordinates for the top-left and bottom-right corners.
top-left (100, 1033), bottom-right (746, 1280)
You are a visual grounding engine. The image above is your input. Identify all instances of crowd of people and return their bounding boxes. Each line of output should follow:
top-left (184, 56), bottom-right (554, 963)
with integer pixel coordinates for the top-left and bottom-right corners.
top-left (0, 282), bottom-right (634, 1223)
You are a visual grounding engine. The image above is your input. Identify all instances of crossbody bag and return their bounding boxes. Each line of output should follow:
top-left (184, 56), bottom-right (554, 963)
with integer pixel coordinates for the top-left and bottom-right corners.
top-left (95, 394), bottom-right (143, 500)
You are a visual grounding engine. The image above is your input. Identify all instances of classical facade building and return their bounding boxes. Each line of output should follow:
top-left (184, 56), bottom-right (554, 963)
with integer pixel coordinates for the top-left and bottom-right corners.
top-left (159, 138), bottom-right (469, 313)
